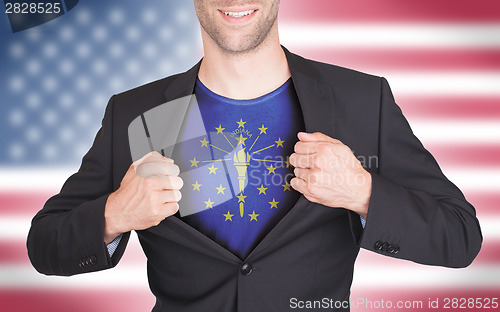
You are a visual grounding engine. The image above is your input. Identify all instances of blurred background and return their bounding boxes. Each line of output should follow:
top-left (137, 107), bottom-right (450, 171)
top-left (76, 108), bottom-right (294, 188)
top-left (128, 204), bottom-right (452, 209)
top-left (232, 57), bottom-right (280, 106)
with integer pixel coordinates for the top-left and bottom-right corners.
top-left (0, 0), bottom-right (499, 311)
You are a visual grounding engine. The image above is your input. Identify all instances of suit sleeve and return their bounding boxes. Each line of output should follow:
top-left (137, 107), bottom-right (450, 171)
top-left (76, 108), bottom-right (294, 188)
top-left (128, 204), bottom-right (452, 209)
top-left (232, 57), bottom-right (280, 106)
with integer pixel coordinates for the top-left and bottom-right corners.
top-left (356, 77), bottom-right (482, 268)
top-left (27, 95), bottom-right (130, 276)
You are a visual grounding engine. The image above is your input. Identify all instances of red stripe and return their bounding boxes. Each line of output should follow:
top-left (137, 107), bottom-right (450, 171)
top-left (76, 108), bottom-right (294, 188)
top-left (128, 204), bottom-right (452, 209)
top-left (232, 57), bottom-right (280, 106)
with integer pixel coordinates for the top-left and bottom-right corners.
top-left (0, 192), bottom-right (49, 215)
top-left (2, 192), bottom-right (498, 216)
top-left (0, 290), bottom-right (154, 312)
top-left (280, 0), bottom-right (500, 22)
top-left (425, 144), bottom-right (500, 167)
top-left (1, 239), bottom-right (498, 265)
top-left (1, 191), bottom-right (498, 216)
top-left (0, 289), bottom-right (498, 311)
top-left (397, 97), bottom-right (500, 120)
top-left (350, 289), bottom-right (500, 311)
top-left (292, 49), bottom-right (500, 72)
top-left (0, 239), bottom-right (146, 265)
top-left (466, 193), bottom-right (500, 215)
top-left (0, 241), bottom-right (29, 265)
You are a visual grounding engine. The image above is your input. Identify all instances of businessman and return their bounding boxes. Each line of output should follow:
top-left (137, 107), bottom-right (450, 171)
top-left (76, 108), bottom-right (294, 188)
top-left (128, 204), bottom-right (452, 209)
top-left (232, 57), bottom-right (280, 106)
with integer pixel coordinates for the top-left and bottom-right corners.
top-left (27, 1), bottom-right (482, 311)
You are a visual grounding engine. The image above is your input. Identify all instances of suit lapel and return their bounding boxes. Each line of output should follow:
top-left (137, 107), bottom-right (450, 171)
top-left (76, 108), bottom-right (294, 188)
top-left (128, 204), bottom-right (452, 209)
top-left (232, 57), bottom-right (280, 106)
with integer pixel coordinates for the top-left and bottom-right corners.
top-left (284, 47), bottom-right (336, 137)
top-left (245, 48), bottom-right (338, 258)
top-left (151, 60), bottom-right (243, 261)
top-left (163, 60), bottom-right (201, 102)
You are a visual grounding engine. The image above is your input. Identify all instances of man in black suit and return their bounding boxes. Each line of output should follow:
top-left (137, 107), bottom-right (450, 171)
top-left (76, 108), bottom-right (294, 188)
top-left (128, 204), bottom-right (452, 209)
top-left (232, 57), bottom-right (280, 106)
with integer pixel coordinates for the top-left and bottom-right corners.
top-left (27, 1), bottom-right (482, 311)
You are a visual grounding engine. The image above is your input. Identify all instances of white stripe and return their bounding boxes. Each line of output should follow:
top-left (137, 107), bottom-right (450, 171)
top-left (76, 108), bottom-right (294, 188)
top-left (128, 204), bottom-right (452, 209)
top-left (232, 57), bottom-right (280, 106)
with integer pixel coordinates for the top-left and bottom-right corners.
top-left (1, 167), bottom-right (500, 197)
top-left (441, 168), bottom-right (500, 193)
top-left (353, 265), bottom-right (500, 289)
top-left (2, 215), bottom-right (499, 242)
top-left (385, 72), bottom-right (500, 96)
top-left (0, 167), bottom-right (77, 191)
top-left (410, 119), bottom-right (500, 145)
top-left (0, 233), bottom-right (148, 290)
top-left (0, 262), bottom-right (498, 289)
top-left (280, 23), bottom-right (500, 48)
top-left (0, 265), bottom-right (148, 290)
top-left (2, 120), bottom-right (500, 193)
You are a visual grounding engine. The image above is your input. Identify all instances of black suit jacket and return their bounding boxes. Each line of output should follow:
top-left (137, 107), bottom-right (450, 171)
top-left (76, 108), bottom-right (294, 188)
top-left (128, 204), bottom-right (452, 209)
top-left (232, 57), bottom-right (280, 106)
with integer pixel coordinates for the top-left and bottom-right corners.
top-left (27, 47), bottom-right (482, 311)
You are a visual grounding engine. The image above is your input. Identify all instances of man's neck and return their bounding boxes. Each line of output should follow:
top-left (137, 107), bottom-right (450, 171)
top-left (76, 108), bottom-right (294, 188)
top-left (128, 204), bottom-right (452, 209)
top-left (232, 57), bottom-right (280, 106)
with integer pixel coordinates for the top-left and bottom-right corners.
top-left (197, 28), bottom-right (291, 100)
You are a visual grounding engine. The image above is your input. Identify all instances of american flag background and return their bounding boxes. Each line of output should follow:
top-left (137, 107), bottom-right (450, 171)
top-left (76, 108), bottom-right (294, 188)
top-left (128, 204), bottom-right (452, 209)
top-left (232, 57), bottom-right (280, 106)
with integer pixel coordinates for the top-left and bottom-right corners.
top-left (0, 0), bottom-right (499, 311)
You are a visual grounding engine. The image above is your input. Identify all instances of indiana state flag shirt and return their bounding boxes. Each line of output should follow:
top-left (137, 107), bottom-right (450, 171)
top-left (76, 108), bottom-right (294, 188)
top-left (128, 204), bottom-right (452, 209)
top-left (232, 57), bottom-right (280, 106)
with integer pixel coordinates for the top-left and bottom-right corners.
top-left (173, 78), bottom-right (305, 259)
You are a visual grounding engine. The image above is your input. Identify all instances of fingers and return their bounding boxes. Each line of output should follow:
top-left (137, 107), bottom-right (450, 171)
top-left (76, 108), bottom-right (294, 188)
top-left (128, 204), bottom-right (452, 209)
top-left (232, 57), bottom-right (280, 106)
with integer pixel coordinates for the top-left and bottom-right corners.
top-left (295, 141), bottom-right (339, 155)
top-left (294, 141), bottom-right (317, 155)
top-left (159, 176), bottom-right (184, 191)
top-left (293, 167), bottom-right (310, 181)
top-left (162, 202), bottom-right (180, 216)
top-left (294, 132), bottom-right (343, 155)
top-left (133, 151), bottom-right (174, 169)
top-left (290, 177), bottom-right (318, 202)
top-left (134, 151), bottom-right (166, 166)
top-left (297, 132), bottom-right (342, 144)
top-left (157, 189), bottom-right (182, 203)
top-left (293, 167), bottom-right (320, 185)
top-left (289, 153), bottom-right (319, 169)
top-left (135, 160), bottom-right (180, 178)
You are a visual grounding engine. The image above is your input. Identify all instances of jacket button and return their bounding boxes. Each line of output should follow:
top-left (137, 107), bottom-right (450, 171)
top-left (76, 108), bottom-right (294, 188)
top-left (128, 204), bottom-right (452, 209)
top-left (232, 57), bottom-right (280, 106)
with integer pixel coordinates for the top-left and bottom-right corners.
top-left (374, 241), bottom-right (383, 251)
top-left (240, 263), bottom-right (253, 276)
top-left (381, 242), bottom-right (388, 252)
top-left (387, 244), bottom-right (395, 254)
top-left (89, 256), bottom-right (97, 265)
top-left (393, 245), bottom-right (400, 254)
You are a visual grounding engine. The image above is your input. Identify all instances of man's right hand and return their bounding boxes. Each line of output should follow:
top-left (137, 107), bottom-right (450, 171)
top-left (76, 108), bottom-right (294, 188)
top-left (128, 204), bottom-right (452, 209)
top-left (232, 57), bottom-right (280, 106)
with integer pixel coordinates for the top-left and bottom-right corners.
top-left (104, 151), bottom-right (183, 244)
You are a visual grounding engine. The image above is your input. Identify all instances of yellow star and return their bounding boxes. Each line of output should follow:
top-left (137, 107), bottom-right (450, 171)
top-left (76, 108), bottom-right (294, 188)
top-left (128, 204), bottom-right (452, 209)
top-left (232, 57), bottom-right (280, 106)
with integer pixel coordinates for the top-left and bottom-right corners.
top-left (200, 137), bottom-right (209, 147)
top-left (216, 184), bottom-right (226, 194)
top-left (236, 118), bottom-right (246, 128)
top-left (208, 164), bottom-right (218, 175)
top-left (258, 124), bottom-right (268, 134)
top-left (190, 157), bottom-right (200, 167)
top-left (236, 193), bottom-right (247, 203)
top-left (275, 138), bottom-right (285, 147)
top-left (282, 182), bottom-right (291, 192)
top-left (204, 198), bottom-right (215, 209)
top-left (269, 198), bottom-right (279, 209)
top-left (248, 211), bottom-right (259, 221)
top-left (236, 133), bottom-right (247, 146)
top-left (215, 125), bottom-right (225, 134)
top-left (257, 185), bottom-right (268, 195)
top-left (267, 165), bottom-right (276, 174)
top-left (192, 181), bottom-right (202, 191)
top-left (223, 211), bottom-right (234, 221)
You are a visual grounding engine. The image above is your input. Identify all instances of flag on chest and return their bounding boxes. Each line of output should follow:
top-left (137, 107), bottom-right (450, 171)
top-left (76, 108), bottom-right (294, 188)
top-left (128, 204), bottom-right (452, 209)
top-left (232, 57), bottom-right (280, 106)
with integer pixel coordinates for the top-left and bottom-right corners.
top-left (175, 78), bottom-right (305, 259)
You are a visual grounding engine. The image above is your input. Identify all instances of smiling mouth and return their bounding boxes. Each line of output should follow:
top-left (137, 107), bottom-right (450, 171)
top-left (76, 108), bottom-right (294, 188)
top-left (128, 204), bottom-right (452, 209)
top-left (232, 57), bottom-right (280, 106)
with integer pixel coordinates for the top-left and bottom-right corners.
top-left (220, 9), bottom-right (256, 18)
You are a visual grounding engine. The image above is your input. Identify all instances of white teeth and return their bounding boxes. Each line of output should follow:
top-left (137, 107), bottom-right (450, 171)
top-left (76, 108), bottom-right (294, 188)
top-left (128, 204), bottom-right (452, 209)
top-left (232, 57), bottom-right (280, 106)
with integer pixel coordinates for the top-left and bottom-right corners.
top-left (222, 10), bottom-right (255, 18)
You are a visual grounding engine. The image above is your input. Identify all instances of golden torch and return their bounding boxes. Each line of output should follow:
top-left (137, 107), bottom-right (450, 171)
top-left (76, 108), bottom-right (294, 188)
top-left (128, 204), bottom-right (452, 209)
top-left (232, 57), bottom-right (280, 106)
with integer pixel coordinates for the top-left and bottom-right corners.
top-left (233, 147), bottom-right (251, 217)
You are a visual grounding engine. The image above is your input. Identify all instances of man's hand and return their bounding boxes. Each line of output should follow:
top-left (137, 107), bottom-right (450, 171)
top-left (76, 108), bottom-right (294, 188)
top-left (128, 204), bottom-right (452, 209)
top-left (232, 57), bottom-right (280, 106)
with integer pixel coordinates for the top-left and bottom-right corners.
top-left (289, 132), bottom-right (371, 218)
top-left (104, 151), bottom-right (183, 244)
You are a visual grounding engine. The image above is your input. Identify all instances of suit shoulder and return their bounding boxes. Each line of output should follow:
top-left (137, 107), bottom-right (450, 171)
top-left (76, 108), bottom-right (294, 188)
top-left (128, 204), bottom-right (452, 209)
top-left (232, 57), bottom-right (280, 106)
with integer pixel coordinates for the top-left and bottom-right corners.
top-left (114, 73), bottom-right (182, 102)
top-left (103, 72), bottom-right (189, 129)
top-left (292, 52), bottom-right (382, 86)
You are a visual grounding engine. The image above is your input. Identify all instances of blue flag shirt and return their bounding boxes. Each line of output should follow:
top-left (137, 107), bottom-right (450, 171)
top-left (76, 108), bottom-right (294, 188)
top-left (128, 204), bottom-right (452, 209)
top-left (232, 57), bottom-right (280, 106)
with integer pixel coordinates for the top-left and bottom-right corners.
top-left (176, 78), bottom-right (305, 259)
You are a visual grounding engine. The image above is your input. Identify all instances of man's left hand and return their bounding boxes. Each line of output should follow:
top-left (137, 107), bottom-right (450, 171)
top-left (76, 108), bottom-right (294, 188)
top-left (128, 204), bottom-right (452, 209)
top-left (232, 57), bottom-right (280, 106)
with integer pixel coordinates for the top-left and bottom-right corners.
top-left (289, 132), bottom-right (372, 219)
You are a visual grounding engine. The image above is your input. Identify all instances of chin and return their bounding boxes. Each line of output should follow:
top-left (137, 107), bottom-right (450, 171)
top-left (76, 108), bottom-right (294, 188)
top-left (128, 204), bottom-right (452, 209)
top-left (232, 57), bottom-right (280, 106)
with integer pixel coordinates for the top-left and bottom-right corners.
top-left (220, 35), bottom-right (263, 54)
